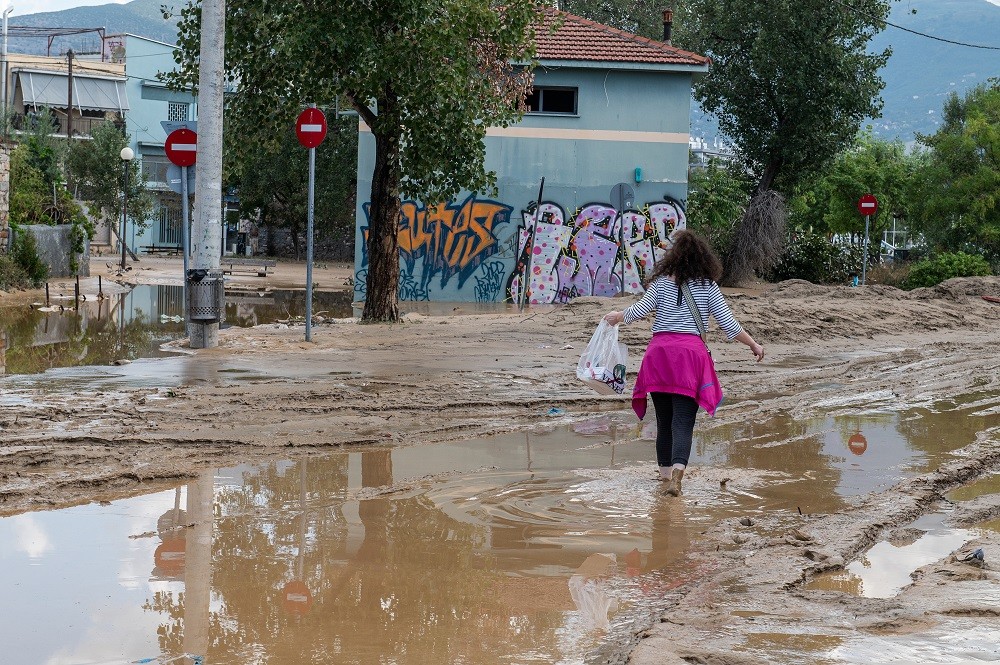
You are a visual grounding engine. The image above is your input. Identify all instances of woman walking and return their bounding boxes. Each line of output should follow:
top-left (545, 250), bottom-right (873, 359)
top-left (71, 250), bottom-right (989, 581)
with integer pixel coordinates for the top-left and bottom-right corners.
top-left (604, 230), bottom-right (764, 496)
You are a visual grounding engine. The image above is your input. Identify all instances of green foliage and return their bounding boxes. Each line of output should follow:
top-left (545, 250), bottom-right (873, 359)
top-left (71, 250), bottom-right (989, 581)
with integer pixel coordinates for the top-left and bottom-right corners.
top-left (0, 254), bottom-right (31, 290)
top-left (686, 158), bottom-right (750, 258)
top-left (673, 0), bottom-right (892, 194)
top-left (900, 252), bottom-right (992, 289)
top-left (67, 122), bottom-right (153, 233)
top-left (9, 226), bottom-right (49, 285)
top-left (788, 132), bottom-right (915, 238)
top-left (768, 232), bottom-right (866, 285)
top-left (9, 132), bottom-right (85, 229)
top-left (229, 114), bottom-right (358, 259)
top-left (908, 84), bottom-right (1000, 264)
top-left (559, 0), bottom-right (662, 39)
top-left (22, 109), bottom-right (65, 188)
top-left (167, 0), bottom-right (542, 321)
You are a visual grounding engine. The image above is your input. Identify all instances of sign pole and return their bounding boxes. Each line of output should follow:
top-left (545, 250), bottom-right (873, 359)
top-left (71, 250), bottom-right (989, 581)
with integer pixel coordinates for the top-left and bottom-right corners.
top-left (856, 193), bottom-right (878, 287)
top-left (306, 143), bottom-right (316, 342)
top-left (181, 164), bottom-right (191, 331)
top-left (862, 213), bottom-right (870, 286)
top-left (295, 106), bottom-right (328, 342)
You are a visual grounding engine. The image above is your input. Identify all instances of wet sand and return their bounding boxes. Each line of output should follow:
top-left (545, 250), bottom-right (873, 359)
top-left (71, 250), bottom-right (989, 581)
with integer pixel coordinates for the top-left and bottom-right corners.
top-left (2, 261), bottom-right (1000, 662)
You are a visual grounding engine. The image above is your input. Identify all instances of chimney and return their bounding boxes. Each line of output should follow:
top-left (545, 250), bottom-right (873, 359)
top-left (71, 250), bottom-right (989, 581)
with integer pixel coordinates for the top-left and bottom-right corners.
top-left (662, 9), bottom-right (673, 45)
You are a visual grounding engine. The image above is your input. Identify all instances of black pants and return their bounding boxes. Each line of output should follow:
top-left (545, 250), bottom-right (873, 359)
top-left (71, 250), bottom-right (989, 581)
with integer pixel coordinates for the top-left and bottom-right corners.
top-left (651, 392), bottom-right (699, 467)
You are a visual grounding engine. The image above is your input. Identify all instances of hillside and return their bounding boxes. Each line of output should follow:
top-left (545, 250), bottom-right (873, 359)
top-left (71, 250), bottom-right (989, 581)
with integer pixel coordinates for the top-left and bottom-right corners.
top-left (869, 0), bottom-right (1000, 139)
top-left (7, 0), bottom-right (179, 54)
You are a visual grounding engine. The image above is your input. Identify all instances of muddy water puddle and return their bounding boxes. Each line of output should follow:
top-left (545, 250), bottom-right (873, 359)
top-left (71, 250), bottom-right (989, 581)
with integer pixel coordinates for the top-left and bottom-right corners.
top-left (692, 391), bottom-right (1000, 516)
top-left (3, 392), bottom-right (999, 664)
top-left (0, 423), bottom-right (714, 665)
top-left (805, 511), bottom-right (979, 598)
top-left (0, 285), bottom-right (355, 377)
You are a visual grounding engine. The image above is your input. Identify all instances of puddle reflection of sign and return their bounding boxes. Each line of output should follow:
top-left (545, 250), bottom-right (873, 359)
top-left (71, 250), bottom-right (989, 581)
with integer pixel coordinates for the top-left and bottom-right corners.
top-left (282, 580), bottom-right (313, 615)
top-left (154, 539), bottom-right (187, 577)
top-left (847, 432), bottom-right (868, 456)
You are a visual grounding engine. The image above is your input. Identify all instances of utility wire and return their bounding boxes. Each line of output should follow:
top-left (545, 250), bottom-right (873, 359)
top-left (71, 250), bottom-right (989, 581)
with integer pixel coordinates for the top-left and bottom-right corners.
top-left (831, 0), bottom-right (1000, 50)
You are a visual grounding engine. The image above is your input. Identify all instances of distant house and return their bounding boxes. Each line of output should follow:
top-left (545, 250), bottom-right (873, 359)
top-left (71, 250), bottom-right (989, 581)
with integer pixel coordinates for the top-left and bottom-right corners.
top-left (114, 33), bottom-right (198, 254)
top-left (6, 53), bottom-right (127, 139)
top-left (352, 8), bottom-right (710, 304)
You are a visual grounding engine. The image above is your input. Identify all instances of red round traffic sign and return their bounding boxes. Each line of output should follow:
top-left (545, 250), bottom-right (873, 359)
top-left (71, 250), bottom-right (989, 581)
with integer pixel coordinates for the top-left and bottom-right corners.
top-left (282, 580), bottom-right (313, 615)
top-left (164, 128), bottom-right (198, 167)
top-left (857, 193), bottom-right (878, 217)
top-left (296, 108), bottom-right (328, 149)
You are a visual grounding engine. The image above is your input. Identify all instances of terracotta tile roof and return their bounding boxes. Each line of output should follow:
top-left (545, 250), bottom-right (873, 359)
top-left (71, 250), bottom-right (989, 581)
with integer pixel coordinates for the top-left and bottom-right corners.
top-left (535, 8), bottom-right (710, 67)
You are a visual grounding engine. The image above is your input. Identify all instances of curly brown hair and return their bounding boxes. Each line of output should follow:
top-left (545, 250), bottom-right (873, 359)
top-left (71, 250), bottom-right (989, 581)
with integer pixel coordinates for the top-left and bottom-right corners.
top-left (646, 229), bottom-right (723, 287)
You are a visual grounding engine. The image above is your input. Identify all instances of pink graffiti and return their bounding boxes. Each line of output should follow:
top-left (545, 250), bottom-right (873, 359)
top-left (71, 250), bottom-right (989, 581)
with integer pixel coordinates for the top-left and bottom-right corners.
top-left (506, 199), bottom-right (686, 305)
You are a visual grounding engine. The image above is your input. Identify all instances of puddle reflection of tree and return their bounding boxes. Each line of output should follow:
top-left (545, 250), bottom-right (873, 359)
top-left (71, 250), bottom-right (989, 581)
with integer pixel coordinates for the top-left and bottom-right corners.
top-left (145, 451), bottom-right (581, 663)
top-left (698, 416), bottom-right (849, 515)
top-left (0, 293), bottom-right (184, 374)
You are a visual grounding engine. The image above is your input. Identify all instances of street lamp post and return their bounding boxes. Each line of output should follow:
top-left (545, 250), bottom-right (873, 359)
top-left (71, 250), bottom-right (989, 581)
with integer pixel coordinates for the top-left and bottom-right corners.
top-left (120, 146), bottom-right (134, 271)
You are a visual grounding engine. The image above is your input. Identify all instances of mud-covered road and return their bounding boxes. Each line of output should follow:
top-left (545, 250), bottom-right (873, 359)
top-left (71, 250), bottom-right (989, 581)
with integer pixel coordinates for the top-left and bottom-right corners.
top-left (2, 272), bottom-right (1000, 663)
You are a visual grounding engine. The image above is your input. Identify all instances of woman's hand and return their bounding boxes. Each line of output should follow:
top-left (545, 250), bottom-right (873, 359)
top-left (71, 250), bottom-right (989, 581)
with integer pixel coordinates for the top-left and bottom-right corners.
top-left (604, 310), bottom-right (624, 326)
top-left (750, 342), bottom-right (764, 362)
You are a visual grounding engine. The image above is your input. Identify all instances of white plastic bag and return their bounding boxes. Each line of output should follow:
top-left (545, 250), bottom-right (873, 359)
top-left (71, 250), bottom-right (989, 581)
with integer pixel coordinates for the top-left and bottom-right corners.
top-left (576, 320), bottom-right (629, 395)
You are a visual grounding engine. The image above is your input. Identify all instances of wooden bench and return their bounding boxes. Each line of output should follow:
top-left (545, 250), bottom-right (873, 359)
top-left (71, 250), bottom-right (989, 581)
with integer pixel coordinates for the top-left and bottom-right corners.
top-left (222, 257), bottom-right (278, 277)
top-left (141, 245), bottom-right (182, 256)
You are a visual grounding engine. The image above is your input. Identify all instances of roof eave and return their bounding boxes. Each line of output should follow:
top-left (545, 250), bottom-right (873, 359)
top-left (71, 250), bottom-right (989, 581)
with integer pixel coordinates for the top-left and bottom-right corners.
top-left (531, 58), bottom-right (710, 74)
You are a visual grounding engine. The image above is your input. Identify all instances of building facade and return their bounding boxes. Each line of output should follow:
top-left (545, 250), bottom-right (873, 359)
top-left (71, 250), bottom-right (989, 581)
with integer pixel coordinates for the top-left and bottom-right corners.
top-left (117, 33), bottom-right (198, 254)
top-left (352, 10), bottom-right (709, 304)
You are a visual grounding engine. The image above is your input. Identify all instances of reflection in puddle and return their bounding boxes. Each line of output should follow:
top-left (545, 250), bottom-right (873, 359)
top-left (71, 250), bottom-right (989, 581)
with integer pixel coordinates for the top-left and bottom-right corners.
top-left (805, 513), bottom-right (975, 598)
top-left (692, 393), bottom-right (1000, 513)
top-left (0, 425), bottom-right (709, 665)
top-left (0, 393), bottom-right (998, 662)
top-left (0, 285), bottom-right (354, 376)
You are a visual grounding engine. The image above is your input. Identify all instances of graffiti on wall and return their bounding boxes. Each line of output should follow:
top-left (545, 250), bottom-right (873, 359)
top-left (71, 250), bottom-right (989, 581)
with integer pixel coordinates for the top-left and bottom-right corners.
top-left (505, 198), bottom-right (686, 305)
top-left (360, 195), bottom-right (514, 299)
top-left (355, 195), bottom-right (686, 304)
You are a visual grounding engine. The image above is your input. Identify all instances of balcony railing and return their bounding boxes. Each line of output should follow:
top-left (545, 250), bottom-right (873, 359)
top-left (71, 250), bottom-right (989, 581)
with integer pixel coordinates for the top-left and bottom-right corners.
top-left (11, 113), bottom-right (124, 138)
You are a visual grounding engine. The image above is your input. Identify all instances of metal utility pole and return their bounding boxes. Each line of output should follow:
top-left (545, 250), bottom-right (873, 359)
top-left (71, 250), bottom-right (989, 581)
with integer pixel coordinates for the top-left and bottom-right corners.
top-left (188, 0), bottom-right (226, 349)
top-left (66, 49), bottom-right (73, 138)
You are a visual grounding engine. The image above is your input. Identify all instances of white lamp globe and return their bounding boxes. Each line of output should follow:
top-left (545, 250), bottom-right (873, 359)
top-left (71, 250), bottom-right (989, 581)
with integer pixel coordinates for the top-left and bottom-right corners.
top-left (120, 146), bottom-right (135, 161)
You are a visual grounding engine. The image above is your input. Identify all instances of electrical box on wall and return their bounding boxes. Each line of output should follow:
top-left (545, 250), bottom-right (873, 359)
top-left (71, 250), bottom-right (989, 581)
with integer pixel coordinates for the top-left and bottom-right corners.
top-left (634, 167), bottom-right (643, 183)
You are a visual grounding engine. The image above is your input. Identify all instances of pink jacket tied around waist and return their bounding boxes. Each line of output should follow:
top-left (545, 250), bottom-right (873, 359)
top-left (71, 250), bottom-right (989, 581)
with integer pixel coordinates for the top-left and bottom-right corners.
top-left (632, 332), bottom-right (723, 419)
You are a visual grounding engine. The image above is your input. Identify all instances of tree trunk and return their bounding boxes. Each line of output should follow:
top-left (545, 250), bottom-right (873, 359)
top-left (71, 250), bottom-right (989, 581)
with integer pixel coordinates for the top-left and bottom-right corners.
top-left (721, 160), bottom-right (786, 287)
top-left (361, 125), bottom-right (401, 323)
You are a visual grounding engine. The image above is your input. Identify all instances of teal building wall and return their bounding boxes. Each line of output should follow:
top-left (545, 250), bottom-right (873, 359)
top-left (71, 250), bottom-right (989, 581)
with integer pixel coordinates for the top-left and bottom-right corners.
top-left (353, 63), bottom-right (699, 304)
top-left (122, 34), bottom-right (197, 253)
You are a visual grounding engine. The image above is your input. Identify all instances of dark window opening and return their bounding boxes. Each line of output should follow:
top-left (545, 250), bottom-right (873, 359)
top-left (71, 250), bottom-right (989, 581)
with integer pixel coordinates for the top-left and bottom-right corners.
top-left (526, 87), bottom-right (578, 114)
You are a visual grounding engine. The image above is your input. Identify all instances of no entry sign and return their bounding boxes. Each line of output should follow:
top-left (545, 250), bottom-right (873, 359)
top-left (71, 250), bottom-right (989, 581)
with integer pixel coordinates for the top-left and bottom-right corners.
top-left (164, 128), bottom-right (198, 167)
top-left (296, 108), bottom-right (328, 149)
top-left (857, 193), bottom-right (878, 217)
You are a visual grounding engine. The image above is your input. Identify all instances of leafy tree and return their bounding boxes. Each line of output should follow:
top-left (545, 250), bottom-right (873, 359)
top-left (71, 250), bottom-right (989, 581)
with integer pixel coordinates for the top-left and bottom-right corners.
top-left (228, 114), bottom-right (357, 260)
top-left (169, 0), bottom-right (542, 322)
top-left (908, 84), bottom-right (1000, 266)
top-left (67, 121), bottom-right (154, 238)
top-left (559, 0), bottom-right (662, 39)
top-left (686, 157), bottom-right (751, 256)
top-left (671, 0), bottom-right (893, 284)
top-left (789, 132), bottom-right (914, 240)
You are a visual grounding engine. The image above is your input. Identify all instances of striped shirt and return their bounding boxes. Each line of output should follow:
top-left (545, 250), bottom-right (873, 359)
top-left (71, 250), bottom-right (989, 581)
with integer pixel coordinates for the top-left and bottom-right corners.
top-left (622, 276), bottom-right (744, 340)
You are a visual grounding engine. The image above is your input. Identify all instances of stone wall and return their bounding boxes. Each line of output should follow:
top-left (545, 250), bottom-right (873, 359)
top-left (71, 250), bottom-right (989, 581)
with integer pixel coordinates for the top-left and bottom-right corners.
top-left (21, 225), bottom-right (91, 278)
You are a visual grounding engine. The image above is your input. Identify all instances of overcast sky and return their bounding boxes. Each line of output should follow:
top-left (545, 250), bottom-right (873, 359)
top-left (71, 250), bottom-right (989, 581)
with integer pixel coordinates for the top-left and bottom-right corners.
top-left (7, 0), bottom-right (1000, 19)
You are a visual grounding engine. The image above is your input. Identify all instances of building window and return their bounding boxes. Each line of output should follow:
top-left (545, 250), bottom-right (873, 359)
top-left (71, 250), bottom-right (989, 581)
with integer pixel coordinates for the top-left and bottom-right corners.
top-left (526, 87), bottom-right (578, 115)
top-left (167, 102), bottom-right (189, 122)
top-left (141, 154), bottom-right (171, 185)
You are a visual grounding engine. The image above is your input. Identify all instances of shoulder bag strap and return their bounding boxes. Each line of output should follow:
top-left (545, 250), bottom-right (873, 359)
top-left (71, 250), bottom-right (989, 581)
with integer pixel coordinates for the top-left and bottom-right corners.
top-left (680, 281), bottom-right (708, 346)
